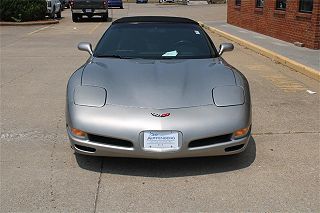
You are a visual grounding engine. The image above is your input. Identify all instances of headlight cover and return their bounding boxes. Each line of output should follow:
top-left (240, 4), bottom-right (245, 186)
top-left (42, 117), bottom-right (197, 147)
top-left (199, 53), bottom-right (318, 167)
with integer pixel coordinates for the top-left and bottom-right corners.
top-left (73, 86), bottom-right (107, 107)
top-left (212, 86), bottom-right (245, 107)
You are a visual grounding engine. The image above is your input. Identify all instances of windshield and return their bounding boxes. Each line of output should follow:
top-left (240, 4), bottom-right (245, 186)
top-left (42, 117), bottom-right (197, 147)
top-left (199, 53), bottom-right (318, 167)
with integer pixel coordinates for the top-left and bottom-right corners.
top-left (94, 23), bottom-right (216, 59)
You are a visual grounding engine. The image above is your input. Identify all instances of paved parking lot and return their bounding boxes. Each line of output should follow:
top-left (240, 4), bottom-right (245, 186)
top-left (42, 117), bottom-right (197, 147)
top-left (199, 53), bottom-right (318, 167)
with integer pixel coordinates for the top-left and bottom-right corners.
top-left (1, 3), bottom-right (319, 212)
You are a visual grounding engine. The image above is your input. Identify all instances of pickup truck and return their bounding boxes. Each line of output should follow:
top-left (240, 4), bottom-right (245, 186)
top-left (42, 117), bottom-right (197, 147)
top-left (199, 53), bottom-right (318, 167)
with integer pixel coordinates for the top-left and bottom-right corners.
top-left (70, 0), bottom-right (108, 22)
top-left (47, 0), bottom-right (63, 18)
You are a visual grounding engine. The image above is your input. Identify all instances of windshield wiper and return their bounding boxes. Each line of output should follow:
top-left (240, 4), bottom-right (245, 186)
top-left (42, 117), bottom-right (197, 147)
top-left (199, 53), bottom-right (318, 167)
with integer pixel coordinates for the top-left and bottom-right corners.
top-left (95, 55), bottom-right (133, 59)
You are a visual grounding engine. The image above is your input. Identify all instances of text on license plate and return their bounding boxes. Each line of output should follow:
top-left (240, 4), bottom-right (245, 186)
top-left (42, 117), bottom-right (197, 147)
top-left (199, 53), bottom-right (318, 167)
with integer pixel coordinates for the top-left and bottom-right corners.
top-left (143, 131), bottom-right (179, 149)
top-left (86, 9), bottom-right (92, 12)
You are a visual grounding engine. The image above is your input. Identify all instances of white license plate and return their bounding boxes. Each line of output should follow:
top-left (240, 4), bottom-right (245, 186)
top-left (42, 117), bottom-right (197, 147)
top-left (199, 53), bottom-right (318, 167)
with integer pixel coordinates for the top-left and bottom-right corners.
top-left (86, 9), bottom-right (92, 12)
top-left (144, 131), bottom-right (179, 150)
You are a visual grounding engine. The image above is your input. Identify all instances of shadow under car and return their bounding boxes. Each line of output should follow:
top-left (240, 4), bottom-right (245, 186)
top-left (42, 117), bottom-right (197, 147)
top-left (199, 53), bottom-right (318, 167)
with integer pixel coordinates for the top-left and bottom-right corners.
top-left (75, 136), bottom-right (256, 178)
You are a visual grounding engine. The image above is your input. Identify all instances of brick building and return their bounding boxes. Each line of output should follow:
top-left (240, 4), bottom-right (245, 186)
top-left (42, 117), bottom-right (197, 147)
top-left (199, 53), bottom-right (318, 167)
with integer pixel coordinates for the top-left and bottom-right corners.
top-left (227, 0), bottom-right (320, 49)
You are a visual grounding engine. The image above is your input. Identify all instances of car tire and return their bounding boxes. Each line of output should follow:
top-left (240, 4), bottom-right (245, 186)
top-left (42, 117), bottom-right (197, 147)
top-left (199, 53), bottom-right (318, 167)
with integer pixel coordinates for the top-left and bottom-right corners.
top-left (72, 13), bottom-right (79, 22)
top-left (102, 13), bottom-right (108, 22)
top-left (120, 4), bottom-right (123, 9)
top-left (50, 7), bottom-right (55, 19)
top-left (57, 8), bottom-right (62, 18)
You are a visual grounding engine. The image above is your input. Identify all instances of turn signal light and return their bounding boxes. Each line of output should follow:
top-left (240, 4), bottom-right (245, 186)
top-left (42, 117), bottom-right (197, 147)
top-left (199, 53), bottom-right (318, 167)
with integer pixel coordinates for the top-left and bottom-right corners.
top-left (233, 127), bottom-right (250, 139)
top-left (71, 128), bottom-right (87, 138)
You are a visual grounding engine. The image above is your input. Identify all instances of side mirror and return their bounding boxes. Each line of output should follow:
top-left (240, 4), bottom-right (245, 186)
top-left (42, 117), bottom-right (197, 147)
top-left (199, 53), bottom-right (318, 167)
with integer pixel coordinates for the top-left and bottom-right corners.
top-left (218, 43), bottom-right (234, 56)
top-left (78, 42), bottom-right (93, 56)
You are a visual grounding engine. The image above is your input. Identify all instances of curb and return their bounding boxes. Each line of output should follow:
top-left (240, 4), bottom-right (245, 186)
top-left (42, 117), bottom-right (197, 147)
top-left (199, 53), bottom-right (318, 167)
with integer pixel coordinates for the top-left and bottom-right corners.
top-left (0, 20), bottom-right (59, 26)
top-left (199, 22), bottom-right (320, 81)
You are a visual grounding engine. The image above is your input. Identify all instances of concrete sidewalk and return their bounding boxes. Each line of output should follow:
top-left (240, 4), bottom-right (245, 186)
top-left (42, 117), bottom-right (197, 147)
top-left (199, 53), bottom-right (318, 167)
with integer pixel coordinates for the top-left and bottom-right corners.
top-left (204, 20), bottom-right (319, 73)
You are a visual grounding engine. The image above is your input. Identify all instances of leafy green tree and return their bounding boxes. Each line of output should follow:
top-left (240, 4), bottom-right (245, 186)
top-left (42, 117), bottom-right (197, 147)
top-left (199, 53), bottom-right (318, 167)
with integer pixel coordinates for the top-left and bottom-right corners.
top-left (0, 0), bottom-right (47, 22)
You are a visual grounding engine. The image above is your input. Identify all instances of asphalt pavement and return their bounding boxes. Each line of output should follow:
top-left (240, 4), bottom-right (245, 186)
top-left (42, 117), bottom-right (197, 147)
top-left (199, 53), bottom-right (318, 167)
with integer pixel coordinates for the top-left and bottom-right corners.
top-left (1, 3), bottom-right (319, 212)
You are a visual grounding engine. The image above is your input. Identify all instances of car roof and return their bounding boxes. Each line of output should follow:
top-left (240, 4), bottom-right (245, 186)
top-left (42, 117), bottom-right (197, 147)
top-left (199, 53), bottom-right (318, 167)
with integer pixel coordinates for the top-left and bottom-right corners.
top-left (112, 16), bottom-right (199, 25)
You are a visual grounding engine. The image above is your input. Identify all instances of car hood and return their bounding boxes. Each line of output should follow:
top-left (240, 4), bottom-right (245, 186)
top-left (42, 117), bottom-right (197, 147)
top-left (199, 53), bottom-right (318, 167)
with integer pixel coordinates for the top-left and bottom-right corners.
top-left (81, 58), bottom-right (236, 109)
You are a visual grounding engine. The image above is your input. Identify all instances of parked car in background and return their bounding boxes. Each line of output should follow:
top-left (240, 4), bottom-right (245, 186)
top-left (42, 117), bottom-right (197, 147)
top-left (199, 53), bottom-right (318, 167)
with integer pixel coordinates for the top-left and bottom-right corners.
top-left (159, 0), bottom-right (175, 3)
top-left (70, 0), bottom-right (108, 22)
top-left (108, 0), bottom-right (123, 9)
top-left (66, 0), bottom-right (71, 8)
top-left (136, 0), bottom-right (148, 3)
top-left (47, 0), bottom-right (62, 18)
top-left (59, 0), bottom-right (70, 8)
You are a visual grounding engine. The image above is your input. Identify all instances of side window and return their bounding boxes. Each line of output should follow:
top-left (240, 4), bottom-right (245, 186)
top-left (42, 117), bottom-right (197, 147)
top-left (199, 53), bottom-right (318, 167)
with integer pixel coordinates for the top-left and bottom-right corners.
top-left (276, 0), bottom-right (286, 10)
top-left (299, 0), bottom-right (313, 13)
top-left (256, 0), bottom-right (264, 8)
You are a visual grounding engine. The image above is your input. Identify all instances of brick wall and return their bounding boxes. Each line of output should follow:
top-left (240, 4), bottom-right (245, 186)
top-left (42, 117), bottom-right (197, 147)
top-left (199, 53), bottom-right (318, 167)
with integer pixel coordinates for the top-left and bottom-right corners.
top-left (227, 0), bottom-right (320, 49)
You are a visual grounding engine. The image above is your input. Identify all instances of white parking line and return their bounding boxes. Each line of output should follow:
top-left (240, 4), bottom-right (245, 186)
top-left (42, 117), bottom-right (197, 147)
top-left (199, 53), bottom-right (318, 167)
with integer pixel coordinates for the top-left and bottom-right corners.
top-left (27, 25), bottom-right (52, 36)
top-left (89, 23), bottom-right (102, 35)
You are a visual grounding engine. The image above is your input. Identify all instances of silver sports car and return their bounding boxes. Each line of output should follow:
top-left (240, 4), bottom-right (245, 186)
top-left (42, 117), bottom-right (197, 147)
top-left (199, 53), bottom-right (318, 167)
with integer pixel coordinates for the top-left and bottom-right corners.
top-left (66, 16), bottom-right (252, 159)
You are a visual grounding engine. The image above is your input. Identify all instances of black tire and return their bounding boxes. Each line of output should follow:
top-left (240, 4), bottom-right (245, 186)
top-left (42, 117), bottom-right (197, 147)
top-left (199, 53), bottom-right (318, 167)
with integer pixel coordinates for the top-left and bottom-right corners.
top-left (102, 13), bottom-right (108, 22)
top-left (57, 8), bottom-right (62, 18)
top-left (50, 7), bottom-right (55, 19)
top-left (120, 4), bottom-right (123, 9)
top-left (72, 13), bottom-right (79, 22)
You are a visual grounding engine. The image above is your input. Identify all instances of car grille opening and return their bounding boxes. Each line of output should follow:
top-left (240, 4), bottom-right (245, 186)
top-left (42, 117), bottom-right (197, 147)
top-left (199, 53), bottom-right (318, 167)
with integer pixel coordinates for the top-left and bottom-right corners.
top-left (88, 134), bottom-right (133, 148)
top-left (225, 144), bottom-right (245, 152)
top-left (188, 134), bottom-right (232, 148)
top-left (74, 144), bottom-right (96, 153)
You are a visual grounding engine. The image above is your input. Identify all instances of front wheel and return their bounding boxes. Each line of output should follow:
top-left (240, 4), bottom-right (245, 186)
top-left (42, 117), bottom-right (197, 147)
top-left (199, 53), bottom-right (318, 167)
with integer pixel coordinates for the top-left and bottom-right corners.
top-left (120, 4), bottom-right (123, 9)
top-left (102, 13), bottom-right (108, 22)
top-left (50, 7), bottom-right (55, 19)
top-left (57, 8), bottom-right (62, 18)
top-left (72, 13), bottom-right (79, 22)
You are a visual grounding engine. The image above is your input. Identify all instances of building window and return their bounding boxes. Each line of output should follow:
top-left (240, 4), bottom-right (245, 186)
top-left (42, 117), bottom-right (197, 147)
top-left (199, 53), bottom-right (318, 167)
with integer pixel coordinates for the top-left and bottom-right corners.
top-left (276, 0), bottom-right (286, 10)
top-left (235, 0), bottom-right (241, 6)
top-left (299, 0), bottom-right (313, 13)
top-left (256, 0), bottom-right (264, 8)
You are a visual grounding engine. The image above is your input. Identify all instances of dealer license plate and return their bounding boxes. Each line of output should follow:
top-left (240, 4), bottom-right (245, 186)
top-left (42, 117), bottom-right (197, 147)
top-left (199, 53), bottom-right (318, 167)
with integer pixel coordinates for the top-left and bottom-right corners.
top-left (85, 9), bottom-right (92, 13)
top-left (143, 131), bottom-right (179, 150)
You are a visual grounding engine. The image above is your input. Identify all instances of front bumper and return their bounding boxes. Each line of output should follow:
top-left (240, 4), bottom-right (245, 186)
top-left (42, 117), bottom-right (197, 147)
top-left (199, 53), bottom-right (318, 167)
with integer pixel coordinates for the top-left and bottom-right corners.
top-left (68, 128), bottom-right (250, 159)
top-left (66, 103), bottom-right (251, 159)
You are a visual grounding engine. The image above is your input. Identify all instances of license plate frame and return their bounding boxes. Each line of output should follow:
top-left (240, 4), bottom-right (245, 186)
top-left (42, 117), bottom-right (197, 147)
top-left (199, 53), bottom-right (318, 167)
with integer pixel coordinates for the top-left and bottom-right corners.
top-left (143, 131), bottom-right (179, 151)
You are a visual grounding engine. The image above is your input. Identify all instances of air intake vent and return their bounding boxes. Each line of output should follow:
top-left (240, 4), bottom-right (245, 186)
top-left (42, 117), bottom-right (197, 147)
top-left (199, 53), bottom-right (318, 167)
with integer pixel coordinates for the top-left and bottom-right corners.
top-left (75, 144), bottom-right (96, 153)
top-left (88, 134), bottom-right (133, 148)
top-left (225, 144), bottom-right (244, 152)
top-left (188, 134), bottom-right (232, 148)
